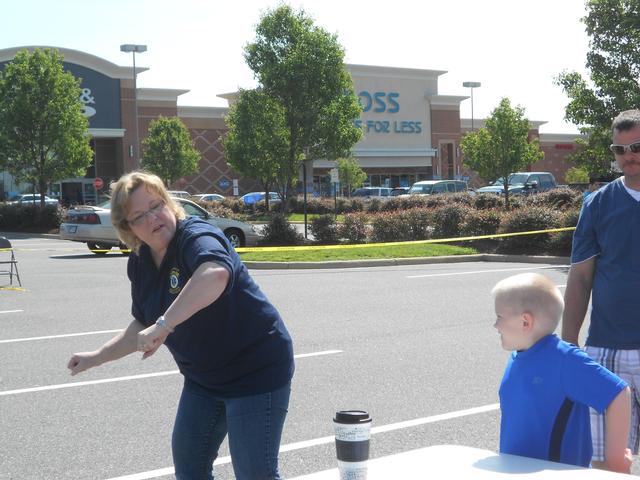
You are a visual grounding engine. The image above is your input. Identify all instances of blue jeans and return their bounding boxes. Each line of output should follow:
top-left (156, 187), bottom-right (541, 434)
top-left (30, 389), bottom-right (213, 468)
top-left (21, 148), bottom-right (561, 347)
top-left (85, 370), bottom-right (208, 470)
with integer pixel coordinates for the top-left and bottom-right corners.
top-left (172, 380), bottom-right (291, 480)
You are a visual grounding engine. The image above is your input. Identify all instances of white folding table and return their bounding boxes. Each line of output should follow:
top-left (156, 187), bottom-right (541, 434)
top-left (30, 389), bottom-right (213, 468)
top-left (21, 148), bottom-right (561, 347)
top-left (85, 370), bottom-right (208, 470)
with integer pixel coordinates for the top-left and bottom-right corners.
top-left (290, 444), bottom-right (630, 479)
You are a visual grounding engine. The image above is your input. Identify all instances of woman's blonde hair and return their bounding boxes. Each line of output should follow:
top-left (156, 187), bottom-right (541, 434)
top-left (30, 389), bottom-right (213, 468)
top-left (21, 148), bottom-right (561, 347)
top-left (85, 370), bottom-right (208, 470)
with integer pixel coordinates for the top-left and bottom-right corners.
top-left (110, 171), bottom-right (186, 253)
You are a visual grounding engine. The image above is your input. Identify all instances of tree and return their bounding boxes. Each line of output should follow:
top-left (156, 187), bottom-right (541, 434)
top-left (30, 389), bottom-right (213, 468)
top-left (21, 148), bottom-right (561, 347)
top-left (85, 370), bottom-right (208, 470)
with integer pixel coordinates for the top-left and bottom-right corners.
top-left (460, 97), bottom-right (543, 208)
top-left (141, 116), bottom-right (200, 188)
top-left (222, 89), bottom-right (290, 210)
top-left (556, 0), bottom-right (640, 176)
top-left (0, 48), bottom-right (93, 208)
top-left (336, 157), bottom-right (366, 196)
top-left (564, 166), bottom-right (590, 184)
top-left (244, 4), bottom-right (362, 208)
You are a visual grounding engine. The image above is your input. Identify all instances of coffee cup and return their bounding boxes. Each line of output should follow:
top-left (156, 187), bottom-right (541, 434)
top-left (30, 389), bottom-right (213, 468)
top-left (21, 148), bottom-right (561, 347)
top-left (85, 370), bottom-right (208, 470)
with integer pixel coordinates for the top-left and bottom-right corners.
top-left (334, 410), bottom-right (372, 479)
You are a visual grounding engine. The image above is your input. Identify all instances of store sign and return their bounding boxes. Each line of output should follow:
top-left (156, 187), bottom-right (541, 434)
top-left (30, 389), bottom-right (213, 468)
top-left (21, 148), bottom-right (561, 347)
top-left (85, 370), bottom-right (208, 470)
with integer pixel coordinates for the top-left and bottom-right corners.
top-left (0, 59), bottom-right (120, 128)
top-left (64, 62), bottom-right (121, 129)
top-left (355, 90), bottom-right (422, 135)
top-left (358, 91), bottom-right (400, 113)
top-left (79, 88), bottom-right (96, 118)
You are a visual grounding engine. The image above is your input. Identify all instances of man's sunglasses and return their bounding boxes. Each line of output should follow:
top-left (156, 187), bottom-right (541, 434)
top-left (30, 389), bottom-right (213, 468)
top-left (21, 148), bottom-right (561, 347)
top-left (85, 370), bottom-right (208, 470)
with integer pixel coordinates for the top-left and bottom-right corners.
top-left (609, 142), bottom-right (640, 155)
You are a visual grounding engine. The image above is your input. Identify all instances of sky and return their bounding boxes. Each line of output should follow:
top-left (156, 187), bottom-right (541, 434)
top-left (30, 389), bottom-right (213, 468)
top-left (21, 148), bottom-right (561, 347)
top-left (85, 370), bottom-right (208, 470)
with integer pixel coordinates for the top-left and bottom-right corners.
top-left (2, 0), bottom-right (592, 134)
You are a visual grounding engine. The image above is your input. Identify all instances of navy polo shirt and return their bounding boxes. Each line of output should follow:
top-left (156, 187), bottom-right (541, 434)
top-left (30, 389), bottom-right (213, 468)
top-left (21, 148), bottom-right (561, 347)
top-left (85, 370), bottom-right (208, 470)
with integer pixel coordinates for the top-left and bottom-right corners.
top-left (127, 217), bottom-right (294, 397)
top-left (571, 178), bottom-right (640, 348)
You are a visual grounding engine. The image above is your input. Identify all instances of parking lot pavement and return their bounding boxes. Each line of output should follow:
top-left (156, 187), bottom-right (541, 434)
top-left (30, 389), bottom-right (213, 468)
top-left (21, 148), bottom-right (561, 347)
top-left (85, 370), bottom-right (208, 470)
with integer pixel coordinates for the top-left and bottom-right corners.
top-left (2, 237), bottom-right (636, 478)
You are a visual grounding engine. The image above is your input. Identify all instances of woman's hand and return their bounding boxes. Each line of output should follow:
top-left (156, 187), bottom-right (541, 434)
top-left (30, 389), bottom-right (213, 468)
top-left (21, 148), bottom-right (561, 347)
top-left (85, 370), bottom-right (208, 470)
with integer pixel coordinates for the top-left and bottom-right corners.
top-left (67, 351), bottom-right (101, 376)
top-left (137, 323), bottom-right (170, 359)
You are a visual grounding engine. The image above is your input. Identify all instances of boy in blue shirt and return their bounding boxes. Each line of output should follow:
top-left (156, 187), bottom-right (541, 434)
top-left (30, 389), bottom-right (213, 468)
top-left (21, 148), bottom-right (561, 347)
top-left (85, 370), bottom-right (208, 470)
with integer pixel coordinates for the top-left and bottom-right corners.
top-left (493, 273), bottom-right (631, 473)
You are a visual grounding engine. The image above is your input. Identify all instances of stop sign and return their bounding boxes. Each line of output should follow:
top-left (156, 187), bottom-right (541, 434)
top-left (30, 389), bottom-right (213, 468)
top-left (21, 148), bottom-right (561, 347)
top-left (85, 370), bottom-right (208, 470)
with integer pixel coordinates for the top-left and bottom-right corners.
top-left (93, 177), bottom-right (104, 189)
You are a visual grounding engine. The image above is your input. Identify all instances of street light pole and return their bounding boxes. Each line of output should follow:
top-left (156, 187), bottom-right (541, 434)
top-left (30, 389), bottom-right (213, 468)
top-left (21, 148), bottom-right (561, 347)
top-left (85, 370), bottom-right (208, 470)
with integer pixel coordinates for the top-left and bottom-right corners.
top-left (462, 81), bottom-right (481, 131)
top-left (120, 44), bottom-right (147, 169)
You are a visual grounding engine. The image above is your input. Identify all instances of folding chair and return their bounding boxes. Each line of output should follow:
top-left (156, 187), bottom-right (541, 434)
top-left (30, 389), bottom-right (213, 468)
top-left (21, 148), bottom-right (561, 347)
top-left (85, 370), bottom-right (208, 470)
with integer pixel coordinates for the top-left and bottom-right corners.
top-left (0, 236), bottom-right (22, 287)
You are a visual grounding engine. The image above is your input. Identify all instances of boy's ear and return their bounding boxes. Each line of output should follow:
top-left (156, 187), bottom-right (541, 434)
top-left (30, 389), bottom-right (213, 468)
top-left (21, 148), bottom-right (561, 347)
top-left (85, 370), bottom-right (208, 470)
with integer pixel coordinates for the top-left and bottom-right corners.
top-left (522, 311), bottom-right (534, 332)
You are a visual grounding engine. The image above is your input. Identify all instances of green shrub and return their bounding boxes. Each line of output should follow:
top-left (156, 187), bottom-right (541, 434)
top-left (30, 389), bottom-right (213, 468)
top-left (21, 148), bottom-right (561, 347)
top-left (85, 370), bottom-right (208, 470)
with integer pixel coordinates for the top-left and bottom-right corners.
top-left (370, 211), bottom-right (414, 242)
top-left (0, 204), bottom-right (23, 229)
top-left (525, 187), bottom-right (582, 209)
top-left (448, 192), bottom-right (475, 206)
top-left (312, 198), bottom-right (335, 214)
top-left (380, 195), bottom-right (425, 212)
top-left (345, 198), bottom-right (366, 213)
top-left (460, 209), bottom-right (502, 237)
top-left (548, 208), bottom-right (580, 256)
top-left (221, 198), bottom-right (245, 214)
top-left (0, 204), bottom-right (62, 231)
top-left (310, 215), bottom-right (339, 244)
top-left (367, 198), bottom-right (383, 213)
top-left (339, 213), bottom-right (368, 244)
top-left (259, 214), bottom-right (303, 246)
top-left (473, 193), bottom-right (504, 210)
top-left (286, 196), bottom-right (301, 212)
top-left (403, 208), bottom-right (433, 240)
top-left (499, 206), bottom-right (561, 254)
top-left (431, 204), bottom-right (471, 239)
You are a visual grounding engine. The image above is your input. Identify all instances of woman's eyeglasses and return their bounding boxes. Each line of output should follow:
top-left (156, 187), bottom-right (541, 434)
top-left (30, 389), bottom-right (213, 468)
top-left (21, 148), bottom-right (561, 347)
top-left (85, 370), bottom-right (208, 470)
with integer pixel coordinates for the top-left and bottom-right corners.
top-left (609, 141), bottom-right (640, 155)
top-left (127, 200), bottom-right (165, 227)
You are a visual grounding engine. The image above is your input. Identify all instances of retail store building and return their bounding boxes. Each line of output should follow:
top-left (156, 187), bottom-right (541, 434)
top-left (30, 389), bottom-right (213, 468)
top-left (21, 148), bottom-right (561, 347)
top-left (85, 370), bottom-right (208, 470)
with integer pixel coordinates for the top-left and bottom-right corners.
top-left (0, 46), bottom-right (581, 201)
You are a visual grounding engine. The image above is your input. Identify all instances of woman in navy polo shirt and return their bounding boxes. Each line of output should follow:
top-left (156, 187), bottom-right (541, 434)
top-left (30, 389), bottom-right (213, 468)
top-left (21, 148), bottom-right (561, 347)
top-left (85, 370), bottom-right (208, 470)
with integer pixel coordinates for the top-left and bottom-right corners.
top-left (67, 171), bottom-right (294, 479)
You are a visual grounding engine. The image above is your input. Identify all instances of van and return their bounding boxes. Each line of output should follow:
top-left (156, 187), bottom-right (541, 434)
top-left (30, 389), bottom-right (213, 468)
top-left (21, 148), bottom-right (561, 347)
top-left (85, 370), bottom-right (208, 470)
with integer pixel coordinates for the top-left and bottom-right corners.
top-left (351, 187), bottom-right (392, 199)
top-left (475, 172), bottom-right (557, 195)
top-left (407, 180), bottom-right (469, 195)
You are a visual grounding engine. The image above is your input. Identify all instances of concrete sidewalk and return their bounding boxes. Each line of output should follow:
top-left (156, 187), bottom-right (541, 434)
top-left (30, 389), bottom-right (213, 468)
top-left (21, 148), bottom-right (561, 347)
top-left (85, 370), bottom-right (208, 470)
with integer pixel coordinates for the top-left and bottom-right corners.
top-left (244, 254), bottom-right (570, 270)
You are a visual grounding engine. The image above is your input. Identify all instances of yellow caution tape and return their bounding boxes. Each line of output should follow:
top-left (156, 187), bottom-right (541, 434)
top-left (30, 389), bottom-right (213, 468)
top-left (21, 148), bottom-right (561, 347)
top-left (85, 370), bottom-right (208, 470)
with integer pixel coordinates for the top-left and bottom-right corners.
top-left (0, 286), bottom-right (26, 292)
top-left (2, 226), bottom-right (576, 255)
top-left (235, 226), bottom-right (576, 253)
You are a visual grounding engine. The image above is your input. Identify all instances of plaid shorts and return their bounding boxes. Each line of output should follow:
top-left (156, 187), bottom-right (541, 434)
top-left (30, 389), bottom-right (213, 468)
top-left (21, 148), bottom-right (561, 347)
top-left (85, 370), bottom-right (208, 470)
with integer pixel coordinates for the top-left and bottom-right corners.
top-left (585, 346), bottom-right (640, 461)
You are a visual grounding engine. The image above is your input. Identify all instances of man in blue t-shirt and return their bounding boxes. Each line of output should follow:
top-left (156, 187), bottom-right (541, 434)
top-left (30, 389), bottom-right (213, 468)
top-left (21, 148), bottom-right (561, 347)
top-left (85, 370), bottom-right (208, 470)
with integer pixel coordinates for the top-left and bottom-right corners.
top-left (493, 273), bottom-right (630, 472)
top-left (563, 109), bottom-right (640, 470)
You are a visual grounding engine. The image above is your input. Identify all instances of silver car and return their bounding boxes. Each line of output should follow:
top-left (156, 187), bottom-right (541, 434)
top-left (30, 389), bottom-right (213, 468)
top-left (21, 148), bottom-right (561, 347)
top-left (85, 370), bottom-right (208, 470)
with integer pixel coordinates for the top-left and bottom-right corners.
top-left (11, 194), bottom-right (60, 206)
top-left (59, 198), bottom-right (261, 254)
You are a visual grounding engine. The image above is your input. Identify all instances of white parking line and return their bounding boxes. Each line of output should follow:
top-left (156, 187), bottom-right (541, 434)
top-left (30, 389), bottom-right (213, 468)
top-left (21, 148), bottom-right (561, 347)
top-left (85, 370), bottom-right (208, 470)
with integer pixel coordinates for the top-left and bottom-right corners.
top-left (0, 370), bottom-right (180, 397)
top-left (0, 329), bottom-right (122, 344)
top-left (406, 265), bottom-right (564, 279)
top-left (0, 350), bottom-right (342, 397)
top-left (0, 310), bottom-right (23, 315)
top-left (104, 402), bottom-right (500, 480)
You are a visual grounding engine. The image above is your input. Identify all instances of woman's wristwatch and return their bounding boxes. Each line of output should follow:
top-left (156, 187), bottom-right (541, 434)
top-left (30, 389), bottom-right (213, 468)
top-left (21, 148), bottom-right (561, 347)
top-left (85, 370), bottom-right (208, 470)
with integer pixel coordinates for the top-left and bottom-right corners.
top-left (155, 315), bottom-right (175, 333)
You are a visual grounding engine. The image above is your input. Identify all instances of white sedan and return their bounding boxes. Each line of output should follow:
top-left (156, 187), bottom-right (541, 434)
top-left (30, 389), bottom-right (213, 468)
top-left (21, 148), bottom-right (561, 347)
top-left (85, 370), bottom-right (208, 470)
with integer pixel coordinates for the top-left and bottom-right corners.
top-left (11, 194), bottom-right (59, 206)
top-left (59, 198), bottom-right (262, 254)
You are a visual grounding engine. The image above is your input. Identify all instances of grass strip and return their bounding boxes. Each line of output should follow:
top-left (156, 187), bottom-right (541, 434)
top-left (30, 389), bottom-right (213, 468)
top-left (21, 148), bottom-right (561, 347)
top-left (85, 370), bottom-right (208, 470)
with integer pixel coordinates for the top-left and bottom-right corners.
top-left (239, 243), bottom-right (477, 262)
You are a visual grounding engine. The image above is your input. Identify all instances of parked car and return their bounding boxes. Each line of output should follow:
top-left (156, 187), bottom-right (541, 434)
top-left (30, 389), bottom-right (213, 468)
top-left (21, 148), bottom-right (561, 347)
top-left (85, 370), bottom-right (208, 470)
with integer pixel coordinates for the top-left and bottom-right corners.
top-left (167, 190), bottom-right (191, 199)
top-left (192, 193), bottom-right (225, 202)
top-left (240, 191), bottom-right (282, 205)
top-left (475, 172), bottom-right (557, 195)
top-left (59, 197), bottom-right (261, 254)
top-left (351, 187), bottom-right (392, 199)
top-left (406, 180), bottom-right (469, 195)
top-left (390, 187), bottom-right (410, 196)
top-left (11, 194), bottom-right (59, 206)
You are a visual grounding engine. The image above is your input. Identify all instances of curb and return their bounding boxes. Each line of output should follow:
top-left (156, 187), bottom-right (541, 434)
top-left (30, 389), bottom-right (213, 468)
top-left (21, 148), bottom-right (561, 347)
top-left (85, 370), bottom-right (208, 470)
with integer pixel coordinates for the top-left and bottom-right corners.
top-left (244, 254), bottom-right (570, 270)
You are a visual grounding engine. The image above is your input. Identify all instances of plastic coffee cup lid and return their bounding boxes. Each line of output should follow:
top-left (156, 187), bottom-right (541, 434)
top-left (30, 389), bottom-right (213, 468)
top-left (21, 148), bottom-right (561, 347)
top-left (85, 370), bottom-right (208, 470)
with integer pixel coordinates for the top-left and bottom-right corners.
top-left (334, 410), bottom-right (372, 424)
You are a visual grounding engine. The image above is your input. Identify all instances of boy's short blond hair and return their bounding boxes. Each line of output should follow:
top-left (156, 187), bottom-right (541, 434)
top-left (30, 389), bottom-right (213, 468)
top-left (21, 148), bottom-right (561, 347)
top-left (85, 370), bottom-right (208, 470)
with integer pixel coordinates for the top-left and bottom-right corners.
top-left (491, 273), bottom-right (564, 330)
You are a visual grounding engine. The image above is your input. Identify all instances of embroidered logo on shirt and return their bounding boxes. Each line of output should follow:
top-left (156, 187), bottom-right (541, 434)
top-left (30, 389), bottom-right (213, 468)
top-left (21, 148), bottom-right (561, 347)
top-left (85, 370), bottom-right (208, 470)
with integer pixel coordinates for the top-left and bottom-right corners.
top-left (531, 376), bottom-right (544, 385)
top-left (169, 267), bottom-right (182, 294)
